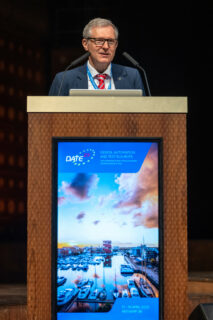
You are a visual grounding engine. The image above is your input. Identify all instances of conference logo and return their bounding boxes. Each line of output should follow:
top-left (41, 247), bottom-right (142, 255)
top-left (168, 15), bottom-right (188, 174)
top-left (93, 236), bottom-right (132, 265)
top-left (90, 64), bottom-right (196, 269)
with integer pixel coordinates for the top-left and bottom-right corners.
top-left (65, 148), bottom-right (96, 166)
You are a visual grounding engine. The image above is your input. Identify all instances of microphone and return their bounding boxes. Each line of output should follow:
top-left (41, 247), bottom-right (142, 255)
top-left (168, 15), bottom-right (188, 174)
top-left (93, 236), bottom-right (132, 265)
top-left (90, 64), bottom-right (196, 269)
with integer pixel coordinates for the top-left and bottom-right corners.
top-left (68, 51), bottom-right (90, 69)
top-left (58, 52), bottom-right (90, 96)
top-left (122, 52), bottom-right (151, 96)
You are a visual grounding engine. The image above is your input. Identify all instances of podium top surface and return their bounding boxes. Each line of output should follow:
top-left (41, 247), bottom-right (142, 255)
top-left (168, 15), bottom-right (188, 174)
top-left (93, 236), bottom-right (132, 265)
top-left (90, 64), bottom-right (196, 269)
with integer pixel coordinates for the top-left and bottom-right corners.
top-left (27, 96), bottom-right (187, 113)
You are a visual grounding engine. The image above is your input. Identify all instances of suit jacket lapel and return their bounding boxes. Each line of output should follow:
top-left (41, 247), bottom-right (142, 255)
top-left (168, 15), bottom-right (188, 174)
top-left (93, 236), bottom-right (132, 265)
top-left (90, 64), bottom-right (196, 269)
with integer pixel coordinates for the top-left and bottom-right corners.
top-left (75, 63), bottom-right (88, 89)
top-left (112, 64), bottom-right (128, 89)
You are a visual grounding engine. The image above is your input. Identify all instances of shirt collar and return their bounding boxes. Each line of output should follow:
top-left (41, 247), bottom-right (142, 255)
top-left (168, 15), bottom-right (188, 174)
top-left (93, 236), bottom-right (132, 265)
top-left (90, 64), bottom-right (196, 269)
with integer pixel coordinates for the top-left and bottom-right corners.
top-left (87, 60), bottom-right (111, 78)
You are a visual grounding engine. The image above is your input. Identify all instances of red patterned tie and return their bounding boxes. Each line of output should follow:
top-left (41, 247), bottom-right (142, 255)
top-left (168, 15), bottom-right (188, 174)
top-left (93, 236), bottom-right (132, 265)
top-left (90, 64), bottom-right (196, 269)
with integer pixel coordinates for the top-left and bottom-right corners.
top-left (95, 74), bottom-right (108, 89)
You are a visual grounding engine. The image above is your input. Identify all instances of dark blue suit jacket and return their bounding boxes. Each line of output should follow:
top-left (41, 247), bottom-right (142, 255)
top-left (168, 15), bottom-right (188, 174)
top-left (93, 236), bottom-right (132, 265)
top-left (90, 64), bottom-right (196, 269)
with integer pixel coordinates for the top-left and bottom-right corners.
top-left (48, 62), bottom-right (145, 95)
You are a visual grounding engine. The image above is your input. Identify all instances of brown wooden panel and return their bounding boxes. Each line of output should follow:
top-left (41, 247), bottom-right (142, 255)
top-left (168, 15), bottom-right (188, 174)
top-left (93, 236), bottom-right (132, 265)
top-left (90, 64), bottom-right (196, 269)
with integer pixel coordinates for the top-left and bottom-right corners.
top-left (28, 112), bottom-right (187, 320)
top-left (0, 305), bottom-right (27, 320)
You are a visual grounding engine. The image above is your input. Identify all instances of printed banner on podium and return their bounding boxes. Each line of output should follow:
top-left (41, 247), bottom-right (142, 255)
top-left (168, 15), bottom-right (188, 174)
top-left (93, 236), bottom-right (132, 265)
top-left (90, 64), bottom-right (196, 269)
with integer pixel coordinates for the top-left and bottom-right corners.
top-left (52, 138), bottom-right (162, 320)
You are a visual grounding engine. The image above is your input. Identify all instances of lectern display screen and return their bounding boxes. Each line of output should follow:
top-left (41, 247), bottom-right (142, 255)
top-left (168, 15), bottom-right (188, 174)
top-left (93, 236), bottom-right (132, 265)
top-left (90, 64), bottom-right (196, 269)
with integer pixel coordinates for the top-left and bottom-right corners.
top-left (52, 138), bottom-right (163, 320)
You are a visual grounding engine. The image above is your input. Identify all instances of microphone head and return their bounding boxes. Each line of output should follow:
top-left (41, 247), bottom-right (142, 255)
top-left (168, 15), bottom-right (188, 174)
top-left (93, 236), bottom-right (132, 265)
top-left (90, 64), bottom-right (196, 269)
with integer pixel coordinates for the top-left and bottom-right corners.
top-left (122, 51), bottom-right (129, 58)
top-left (82, 51), bottom-right (90, 59)
top-left (70, 52), bottom-right (90, 68)
top-left (122, 52), bottom-right (139, 67)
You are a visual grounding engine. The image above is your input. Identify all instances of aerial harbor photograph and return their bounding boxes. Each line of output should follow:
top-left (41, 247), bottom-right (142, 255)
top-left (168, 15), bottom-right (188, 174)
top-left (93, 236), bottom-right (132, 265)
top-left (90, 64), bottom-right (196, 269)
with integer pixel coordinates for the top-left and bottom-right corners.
top-left (57, 241), bottom-right (159, 312)
top-left (56, 142), bottom-right (160, 314)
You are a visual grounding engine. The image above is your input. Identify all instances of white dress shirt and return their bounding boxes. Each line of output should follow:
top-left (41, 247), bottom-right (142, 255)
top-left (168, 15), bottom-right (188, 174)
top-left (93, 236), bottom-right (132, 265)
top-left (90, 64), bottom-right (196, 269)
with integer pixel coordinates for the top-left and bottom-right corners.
top-left (87, 61), bottom-right (115, 90)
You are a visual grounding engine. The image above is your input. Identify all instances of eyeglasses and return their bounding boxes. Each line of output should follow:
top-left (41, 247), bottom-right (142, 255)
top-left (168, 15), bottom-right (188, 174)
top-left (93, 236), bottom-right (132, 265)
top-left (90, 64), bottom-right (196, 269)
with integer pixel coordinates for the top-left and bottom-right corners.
top-left (87, 38), bottom-right (117, 47)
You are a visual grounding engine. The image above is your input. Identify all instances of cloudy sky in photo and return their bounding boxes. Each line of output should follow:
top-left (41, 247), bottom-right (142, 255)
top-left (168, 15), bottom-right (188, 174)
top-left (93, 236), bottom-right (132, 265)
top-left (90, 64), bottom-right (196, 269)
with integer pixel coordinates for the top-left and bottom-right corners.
top-left (57, 143), bottom-right (159, 247)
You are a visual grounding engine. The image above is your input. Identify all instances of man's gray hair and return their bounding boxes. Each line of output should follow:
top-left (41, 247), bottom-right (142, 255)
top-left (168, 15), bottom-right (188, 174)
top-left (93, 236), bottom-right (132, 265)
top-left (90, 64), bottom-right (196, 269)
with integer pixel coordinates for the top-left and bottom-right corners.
top-left (83, 18), bottom-right (119, 39)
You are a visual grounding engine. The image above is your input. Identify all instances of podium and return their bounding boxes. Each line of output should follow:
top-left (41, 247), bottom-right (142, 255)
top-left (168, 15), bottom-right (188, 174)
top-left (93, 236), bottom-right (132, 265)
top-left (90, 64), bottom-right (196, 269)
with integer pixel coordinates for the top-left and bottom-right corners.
top-left (27, 96), bottom-right (188, 320)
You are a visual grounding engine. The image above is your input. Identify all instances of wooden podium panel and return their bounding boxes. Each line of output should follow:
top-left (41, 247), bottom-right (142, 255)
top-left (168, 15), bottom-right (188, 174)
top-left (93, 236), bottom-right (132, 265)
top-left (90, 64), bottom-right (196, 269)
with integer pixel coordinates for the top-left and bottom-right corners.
top-left (27, 97), bottom-right (188, 320)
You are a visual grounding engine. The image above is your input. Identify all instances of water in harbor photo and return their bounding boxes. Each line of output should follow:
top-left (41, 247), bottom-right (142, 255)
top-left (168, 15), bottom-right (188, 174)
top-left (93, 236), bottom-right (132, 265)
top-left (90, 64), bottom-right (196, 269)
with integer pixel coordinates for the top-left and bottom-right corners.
top-left (57, 248), bottom-right (159, 313)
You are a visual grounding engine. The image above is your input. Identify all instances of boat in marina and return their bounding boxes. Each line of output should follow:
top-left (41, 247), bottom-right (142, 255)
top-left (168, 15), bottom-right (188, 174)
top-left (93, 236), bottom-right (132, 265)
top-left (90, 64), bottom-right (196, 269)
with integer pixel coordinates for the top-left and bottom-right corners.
top-left (76, 279), bottom-right (88, 288)
top-left (127, 279), bottom-right (136, 289)
top-left (113, 267), bottom-right (120, 298)
top-left (88, 288), bottom-right (99, 300)
top-left (82, 264), bottom-right (89, 271)
top-left (76, 264), bottom-right (83, 271)
top-left (139, 280), bottom-right (154, 297)
top-left (57, 276), bottom-right (67, 286)
top-left (122, 289), bottom-right (129, 298)
top-left (57, 288), bottom-right (78, 307)
top-left (112, 287), bottom-right (119, 299)
top-left (78, 285), bottom-right (91, 299)
top-left (98, 288), bottom-right (107, 300)
top-left (97, 260), bottom-right (107, 301)
top-left (71, 264), bottom-right (77, 270)
top-left (130, 287), bottom-right (140, 297)
top-left (60, 264), bottom-right (70, 270)
top-left (98, 257), bottom-right (105, 262)
top-left (120, 264), bottom-right (134, 274)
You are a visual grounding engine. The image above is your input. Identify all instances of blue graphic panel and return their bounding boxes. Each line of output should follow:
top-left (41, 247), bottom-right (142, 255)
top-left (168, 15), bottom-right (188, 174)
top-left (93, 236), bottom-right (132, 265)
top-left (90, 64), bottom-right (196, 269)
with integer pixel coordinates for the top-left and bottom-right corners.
top-left (58, 141), bottom-right (152, 173)
top-left (58, 298), bottom-right (159, 320)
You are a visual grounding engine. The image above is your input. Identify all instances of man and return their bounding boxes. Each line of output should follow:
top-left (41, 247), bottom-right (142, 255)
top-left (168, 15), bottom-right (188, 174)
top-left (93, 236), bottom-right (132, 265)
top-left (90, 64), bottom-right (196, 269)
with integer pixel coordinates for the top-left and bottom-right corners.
top-left (49, 18), bottom-right (145, 95)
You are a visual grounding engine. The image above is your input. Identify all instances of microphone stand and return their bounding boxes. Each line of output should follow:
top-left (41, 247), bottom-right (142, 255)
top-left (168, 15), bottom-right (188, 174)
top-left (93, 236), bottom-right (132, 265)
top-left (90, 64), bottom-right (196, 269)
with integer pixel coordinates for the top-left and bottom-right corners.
top-left (122, 52), bottom-right (151, 96)
top-left (58, 52), bottom-right (90, 96)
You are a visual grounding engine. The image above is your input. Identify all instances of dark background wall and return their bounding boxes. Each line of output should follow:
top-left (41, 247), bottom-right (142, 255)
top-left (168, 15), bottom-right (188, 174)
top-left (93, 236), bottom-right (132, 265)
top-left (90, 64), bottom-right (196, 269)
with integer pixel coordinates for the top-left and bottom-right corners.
top-left (0, 0), bottom-right (212, 283)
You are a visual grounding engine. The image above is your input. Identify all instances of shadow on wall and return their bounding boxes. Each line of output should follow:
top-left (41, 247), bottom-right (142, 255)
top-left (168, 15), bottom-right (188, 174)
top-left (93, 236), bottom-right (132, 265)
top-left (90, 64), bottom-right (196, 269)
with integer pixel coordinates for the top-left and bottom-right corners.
top-left (0, 242), bottom-right (26, 283)
top-left (188, 240), bottom-right (213, 272)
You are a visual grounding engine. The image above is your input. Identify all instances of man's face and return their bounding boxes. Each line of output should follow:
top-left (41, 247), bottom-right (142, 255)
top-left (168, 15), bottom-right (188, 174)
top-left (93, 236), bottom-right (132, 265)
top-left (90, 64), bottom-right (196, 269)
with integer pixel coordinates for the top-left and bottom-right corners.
top-left (82, 25), bottom-right (118, 72)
